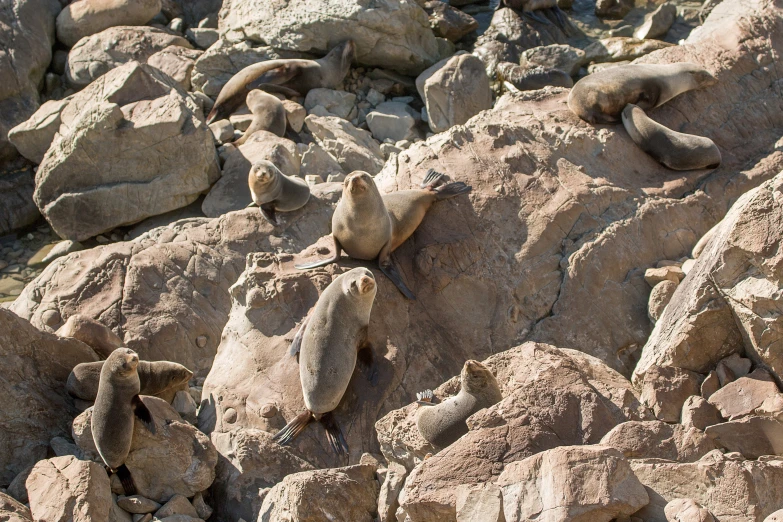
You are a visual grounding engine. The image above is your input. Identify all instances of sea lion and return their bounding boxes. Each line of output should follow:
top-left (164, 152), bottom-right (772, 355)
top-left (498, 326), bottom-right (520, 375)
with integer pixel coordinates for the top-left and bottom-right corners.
top-left (416, 360), bottom-right (503, 449)
top-left (272, 267), bottom-right (377, 455)
top-left (621, 104), bottom-right (721, 171)
top-left (207, 40), bottom-right (356, 124)
top-left (295, 169), bottom-right (472, 300)
top-left (67, 359), bottom-right (193, 402)
top-left (246, 160), bottom-right (311, 225)
top-left (568, 63), bottom-right (717, 124)
top-left (234, 90), bottom-right (287, 145)
top-left (56, 314), bottom-right (123, 358)
top-left (91, 348), bottom-right (156, 496)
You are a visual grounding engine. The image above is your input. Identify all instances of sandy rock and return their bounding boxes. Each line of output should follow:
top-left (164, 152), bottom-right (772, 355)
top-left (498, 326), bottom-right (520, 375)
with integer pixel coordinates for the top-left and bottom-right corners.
top-left (664, 498), bottom-right (715, 522)
top-left (305, 89), bottom-right (357, 120)
top-left (300, 142), bottom-right (345, 179)
top-left (634, 2), bottom-right (677, 40)
top-left (366, 102), bottom-right (422, 143)
top-left (595, 0), bottom-right (634, 19)
top-left (649, 280), bottom-right (678, 323)
top-left (72, 396), bottom-right (217, 503)
top-left (8, 98), bottom-right (70, 164)
top-left (0, 492), bottom-right (32, 522)
top-left (117, 496), bottom-right (161, 514)
top-left (701, 371), bottom-right (720, 400)
top-left (707, 369), bottom-right (779, 419)
top-left (416, 53), bottom-right (492, 133)
top-left (218, 0), bottom-right (442, 75)
top-left (305, 115), bottom-right (384, 174)
top-left (0, 169), bottom-right (41, 236)
top-left (519, 44), bottom-right (586, 76)
top-left (56, 0), bottom-right (162, 48)
top-left (600, 420), bottom-right (716, 462)
top-left (155, 495), bottom-right (198, 519)
top-left (716, 353), bottom-right (752, 385)
top-left (645, 266), bottom-right (685, 287)
top-left (26, 456), bottom-right (111, 522)
top-left (681, 396), bottom-right (722, 431)
top-left (282, 100), bottom-right (306, 133)
top-left (583, 37), bottom-right (674, 64)
top-left (257, 464), bottom-right (379, 522)
top-left (498, 445), bottom-right (649, 522)
top-left (705, 416), bottom-right (783, 459)
top-left (455, 483), bottom-right (504, 522)
top-left (35, 62), bottom-right (219, 242)
top-left (640, 366), bottom-right (702, 423)
top-left (147, 46), bottom-right (203, 91)
top-left (424, 1), bottom-right (478, 42)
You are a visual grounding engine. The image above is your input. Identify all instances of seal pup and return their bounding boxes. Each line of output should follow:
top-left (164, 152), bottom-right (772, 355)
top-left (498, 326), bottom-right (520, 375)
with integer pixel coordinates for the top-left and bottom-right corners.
top-left (92, 348), bottom-right (156, 495)
top-left (246, 160), bottom-right (311, 225)
top-left (621, 104), bottom-right (721, 170)
top-left (416, 360), bottom-right (503, 449)
top-left (67, 359), bottom-right (193, 402)
top-left (272, 267), bottom-right (377, 455)
top-left (207, 40), bottom-right (355, 124)
top-left (568, 63), bottom-right (717, 124)
top-left (56, 314), bottom-right (123, 359)
top-left (234, 90), bottom-right (287, 145)
top-left (295, 169), bottom-right (472, 300)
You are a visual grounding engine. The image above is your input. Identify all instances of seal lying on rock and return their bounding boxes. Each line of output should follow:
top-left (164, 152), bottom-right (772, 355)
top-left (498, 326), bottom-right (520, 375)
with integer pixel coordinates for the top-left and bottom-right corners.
top-left (568, 63), bottom-right (717, 124)
top-left (246, 160), bottom-right (311, 225)
top-left (92, 348), bottom-right (156, 495)
top-left (272, 267), bottom-right (377, 455)
top-left (416, 360), bottom-right (503, 449)
top-left (67, 359), bottom-right (193, 401)
top-left (621, 104), bottom-right (722, 171)
top-left (207, 40), bottom-right (356, 124)
top-left (295, 169), bottom-right (472, 299)
top-left (234, 90), bottom-right (287, 145)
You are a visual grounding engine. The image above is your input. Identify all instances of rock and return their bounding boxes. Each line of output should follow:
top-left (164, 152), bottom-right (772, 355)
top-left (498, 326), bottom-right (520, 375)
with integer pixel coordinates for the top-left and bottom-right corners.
top-left (497, 445), bottom-right (649, 522)
top-left (56, 0), bottom-right (162, 48)
top-left (455, 483), bottom-right (504, 522)
top-left (707, 369), bottom-right (779, 419)
top-left (8, 98), bottom-right (70, 164)
top-left (228, 106), bottom-right (254, 132)
top-left (257, 465), bottom-right (379, 522)
top-left (72, 396), bottom-right (218, 503)
top-left (640, 366), bottom-right (702, 423)
top-left (0, 492), bottom-right (32, 522)
top-left (147, 45), bottom-right (203, 91)
top-left (757, 394), bottom-right (783, 420)
top-left (300, 142), bottom-right (345, 180)
top-left (632, 450), bottom-right (783, 520)
top-left (65, 26), bottom-right (193, 87)
top-left (519, 44), bottom-right (586, 76)
top-left (191, 493), bottom-right (212, 520)
top-left (218, 0), bottom-right (442, 75)
top-left (644, 266), bottom-right (685, 286)
top-left (173, 389), bottom-right (198, 423)
top-left (304, 89), bottom-right (357, 120)
top-left (305, 174), bottom-right (324, 185)
top-left (379, 462), bottom-right (407, 522)
top-left (681, 396), bottom-right (722, 431)
top-left (366, 102), bottom-right (422, 143)
top-left (155, 495), bottom-right (199, 519)
top-left (305, 115), bottom-right (384, 174)
top-left (202, 131), bottom-right (299, 217)
top-left (282, 100), bottom-right (306, 133)
top-left (117, 496), bottom-right (161, 514)
top-left (649, 280), bottom-right (678, 323)
top-left (705, 416), bottom-right (783, 459)
top-left (0, 309), bottom-right (98, 485)
top-left (497, 63), bottom-right (573, 91)
top-left (664, 498), bottom-right (715, 522)
top-left (158, 517), bottom-right (204, 522)
top-left (186, 28), bottom-right (219, 49)
top-left (716, 353), bottom-right (752, 385)
top-left (26, 456), bottom-right (111, 522)
top-left (49, 436), bottom-right (83, 458)
top-left (600, 420), bottom-right (716, 462)
top-left (0, 169), bottom-right (41, 237)
top-left (595, 0), bottom-right (634, 19)
top-left (424, 1), bottom-right (479, 43)
top-left (692, 224), bottom-right (718, 258)
top-left (209, 119), bottom-right (234, 143)
top-left (416, 53), bottom-right (492, 133)
top-left (584, 37), bottom-right (674, 64)
top-left (634, 2), bottom-right (677, 40)
top-left (34, 62), bottom-right (220, 241)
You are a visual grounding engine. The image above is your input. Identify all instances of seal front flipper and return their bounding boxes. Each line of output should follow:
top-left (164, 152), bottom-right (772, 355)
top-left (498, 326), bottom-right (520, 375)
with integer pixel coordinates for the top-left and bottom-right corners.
top-left (272, 410), bottom-right (313, 446)
top-left (132, 395), bottom-right (156, 435)
top-left (378, 258), bottom-right (416, 300)
top-left (319, 412), bottom-right (349, 456)
top-left (289, 315), bottom-right (310, 359)
top-left (523, 10), bottom-right (552, 25)
top-left (260, 203), bottom-right (278, 226)
top-left (115, 464), bottom-right (138, 496)
top-left (295, 237), bottom-right (343, 270)
top-left (356, 339), bottom-right (378, 386)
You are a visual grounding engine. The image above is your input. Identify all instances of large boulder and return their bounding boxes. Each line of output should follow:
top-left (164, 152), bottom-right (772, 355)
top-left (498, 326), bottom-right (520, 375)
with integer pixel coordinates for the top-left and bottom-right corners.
top-left (8, 98), bottom-right (70, 164)
top-left (33, 61), bottom-right (220, 242)
top-left (56, 0), bottom-right (162, 48)
top-left (0, 309), bottom-right (99, 486)
top-left (599, 421), bottom-right (716, 462)
top-left (218, 0), bottom-right (442, 75)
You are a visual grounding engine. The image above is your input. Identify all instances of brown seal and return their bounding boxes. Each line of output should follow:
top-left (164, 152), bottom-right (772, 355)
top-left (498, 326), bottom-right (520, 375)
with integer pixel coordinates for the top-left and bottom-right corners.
top-left (67, 359), bottom-right (193, 402)
top-left (416, 360), bottom-right (503, 449)
top-left (246, 160), bottom-right (311, 225)
top-left (234, 90), bottom-right (287, 145)
top-left (295, 169), bottom-right (472, 299)
top-left (272, 267), bottom-right (377, 455)
top-left (568, 63), bottom-right (717, 124)
top-left (207, 40), bottom-right (355, 124)
top-left (56, 314), bottom-right (123, 358)
top-left (621, 103), bottom-right (721, 170)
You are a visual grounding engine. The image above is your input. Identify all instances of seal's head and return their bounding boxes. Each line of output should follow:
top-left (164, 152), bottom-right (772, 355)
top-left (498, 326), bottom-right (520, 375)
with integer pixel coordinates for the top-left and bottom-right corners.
top-left (343, 267), bottom-right (377, 300)
top-left (249, 161), bottom-right (280, 189)
top-left (680, 63), bottom-right (717, 88)
top-left (461, 360), bottom-right (496, 393)
top-left (322, 40), bottom-right (356, 86)
top-left (344, 171), bottom-right (374, 196)
top-left (107, 348), bottom-right (140, 377)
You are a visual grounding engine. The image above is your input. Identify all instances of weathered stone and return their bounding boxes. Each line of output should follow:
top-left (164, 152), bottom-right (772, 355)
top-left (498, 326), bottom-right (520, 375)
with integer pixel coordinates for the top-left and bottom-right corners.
top-left (305, 89), bottom-right (357, 120)
top-left (0, 169), bottom-right (40, 237)
top-left (664, 498), bottom-right (715, 522)
top-left (8, 98), bottom-right (70, 164)
top-left (155, 495), bottom-right (199, 519)
top-left (26, 456), bottom-right (111, 522)
top-left (708, 369), bottom-right (779, 419)
top-left (147, 45), bottom-right (203, 91)
top-left (366, 102), bottom-right (422, 143)
top-left (282, 100), bottom-right (306, 133)
top-left (186, 28), bottom-right (219, 49)
top-left (701, 371), bottom-right (720, 400)
top-left (584, 37), bottom-right (674, 64)
top-left (56, 0), bottom-right (162, 48)
top-left (716, 353), bottom-right (752, 385)
top-left (681, 395), bottom-right (722, 431)
top-left (455, 483), bottom-right (504, 522)
top-left (117, 496), bottom-right (161, 514)
top-left (379, 462), bottom-right (407, 522)
top-left (191, 493), bottom-right (212, 521)
top-left (300, 141), bottom-right (345, 180)
top-left (209, 119), bottom-right (234, 143)
top-left (0, 491), bottom-right (32, 522)
top-left (595, 0), bottom-right (634, 19)
top-left (640, 366), bottom-right (702, 423)
top-left (649, 280), bottom-right (678, 323)
top-left (305, 115), bottom-right (384, 174)
top-left (497, 63), bottom-right (573, 91)
top-left (600, 421), bottom-right (716, 462)
top-left (705, 416), bottom-right (783, 459)
top-left (519, 44), bottom-right (585, 76)
top-left (424, 1), bottom-right (478, 42)
top-left (634, 2), bottom-right (677, 40)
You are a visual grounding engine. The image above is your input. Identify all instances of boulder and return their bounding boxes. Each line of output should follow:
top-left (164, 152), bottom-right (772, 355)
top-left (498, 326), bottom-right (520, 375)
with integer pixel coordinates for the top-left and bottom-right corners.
top-left (218, 0), bottom-right (442, 75)
top-left (680, 396), bottom-right (722, 431)
top-left (595, 0), bottom-right (634, 19)
top-left (169, 0), bottom-right (222, 27)
top-left (496, 63), bottom-right (573, 91)
top-left (583, 37), bottom-right (674, 64)
top-left (639, 366), bottom-right (702, 423)
top-left (664, 498), bottom-right (715, 522)
top-left (644, 266), bottom-right (684, 286)
top-left (599, 421), bottom-right (716, 462)
top-left (300, 142), bottom-right (345, 180)
top-left (146, 46), bottom-right (203, 91)
top-left (424, 1), bottom-right (478, 42)
top-left (634, 2), bottom-right (677, 40)
top-left (716, 353), bottom-right (752, 385)
top-left (305, 115), bottom-right (384, 174)
top-left (56, 0), bottom-right (162, 48)
top-left (519, 44), bottom-right (586, 76)
top-left (8, 98), bottom-right (70, 164)
top-left (0, 492), bottom-right (32, 522)
top-left (34, 62), bottom-right (220, 241)
top-left (379, 462), bottom-right (407, 522)
top-left (155, 495), bottom-right (199, 519)
top-left (0, 168), bottom-right (40, 237)
top-left (366, 102), bottom-right (422, 143)
top-left (708, 369), bottom-right (780, 419)
top-left (0, 309), bottom-right (99, 486)
top-left (416, 53), bottom-right (492, 133)
top-left (701, 371), bottom-right (720, 400)
top-left (705, 416), bottom-right (783, 459)
top-left (26, 456), bottom-right (111, 522)
top-left (282, 100), bottom-right (306, 133)
top-left (649, 280), bottom-right (678, 323)
top-left (455, 483), bottom-right (504, 522)
top-left (304, 89), bottom-right (357, 120)
top-left (497, 445), bottom-right (649, 522)
top-left (72, 396), bottom-right (218, 503)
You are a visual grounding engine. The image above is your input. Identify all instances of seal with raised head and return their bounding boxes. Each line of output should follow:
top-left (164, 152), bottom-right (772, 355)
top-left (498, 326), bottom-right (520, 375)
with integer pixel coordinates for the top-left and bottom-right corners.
top-left (295, 169), bottom-right (472, 300)
top-left (56, 314), bottom-right (123, 359)
top-left (416, 360), bottom-right (503, 449)
top-left (621, 103), bottom-right (721, 171)
top-left (207, 40), bottom-right (356, 124)
top-left (246, 160), bottom-right (311, 225)
top-left (67, 359), bottom-right (193, 402)
top-left (92, 348), bottom-right (156, 495)
top-left (234, 90), bottom-right (287, 145)
top-left (568, 63), bottom-right (717, 124)
top-left (272, 267), bottom-right (378, 455)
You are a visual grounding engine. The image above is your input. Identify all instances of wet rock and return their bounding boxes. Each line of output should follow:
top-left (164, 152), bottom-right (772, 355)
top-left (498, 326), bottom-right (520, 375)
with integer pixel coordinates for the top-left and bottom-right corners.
top-left (305, 89), bottom-right (357, 120)
top-left (519, 44), bottom-right (586, 76)
top-left (640, 366), bottom-right (702, 423)
top-left (664, 498), bottom-right (715, 522)
top-left (56, 0), bottom-right (162, 47)
top-left (366, 102), bottom-right (422, 143)
top-left (26, 456), bottom-right (111, 522)
top-left (681, 395), bottom-right (722, 431)
top-left (424, 1), bottom-right (479, 42)
top-left (634, 2), bottom-right (677, 40)
top-left (595, 0), bottom-right (634, 19)
top-left (599, 420), bottom-right (716, 462)
top-left (705, 416), bottom-right (783, 459)
top-left (584, 37), bottom-right (674, 64)
top-left (649, 279), bottom-right (678, 323)
top-left (707, 369), bottom-right (779, 419)
top-left (305, 114), bottom-right (384, 174)
top-left (8, 98), bottom-right (70, 164)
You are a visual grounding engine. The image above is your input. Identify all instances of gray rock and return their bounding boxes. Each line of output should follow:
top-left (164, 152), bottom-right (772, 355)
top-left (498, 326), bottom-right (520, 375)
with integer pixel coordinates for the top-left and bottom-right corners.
top-left (209, 119), bottom-right (235, 143)
top-left (56, 0), bottom-right (162, 47)
top-left (8, 98), bottom-right (70, 164)
top-left (424, 1), bottom-right (479, 43)
top-left (300, 141), bottom-right (345, 180)
top-left (186, 28), bottom-right (219, 49)
top-left (519, 44), bottom-right (586, 76)
top-left (147, 46), bottom-right (203, 91)
top-left (583, 37), bottom-right (674, 64)
top-left (634, 2), bottom-right (677, 40)
top-left (305, 115), bottom-right (384, 174)
top-left (0, 168), bottom-right (41, 237)
top-left (305, 89), bottom-right (357, 120)
top-left (366, 102), bottom-right (421, 143)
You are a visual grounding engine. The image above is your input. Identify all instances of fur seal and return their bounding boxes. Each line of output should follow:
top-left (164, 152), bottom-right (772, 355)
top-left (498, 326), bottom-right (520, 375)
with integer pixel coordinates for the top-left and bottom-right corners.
top-left (234, 90), bottom-right (287, 145)
top-left (272, 267), bottom-right (377, 455)
top-left (568, 63), bottom-right (717, 124)
top-left (67, 359), bottom-right (193, 402)
top-left (56, 315), bottom-right (123, 358)
top-left (91, 348), bottom-right (156, 495)
top-left (207, 40), bottom-right (356, 124)
top-left (246, 160), bottom-right (311, 225)
top-left (621, 104), bottom-right (721, 170)
top-left (416, 360), bottom-right (503, 449)
top-left (295, 169), bottom-right (472, 300)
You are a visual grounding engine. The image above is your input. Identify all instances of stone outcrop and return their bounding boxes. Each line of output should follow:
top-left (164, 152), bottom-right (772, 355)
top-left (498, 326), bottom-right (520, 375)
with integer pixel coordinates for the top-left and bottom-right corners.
top-left (599, 421), bottom-right (716, 462)
top-left (305, 114), bottom-right (385, 174)
top-left (26, 456), bottom-right (111, 522)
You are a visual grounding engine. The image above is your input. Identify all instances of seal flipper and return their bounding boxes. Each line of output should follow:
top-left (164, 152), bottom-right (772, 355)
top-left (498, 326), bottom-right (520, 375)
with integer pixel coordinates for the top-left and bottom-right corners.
top-left (522, 9), bottom-right (553, 25)
top-left (356, 341), bottom-right (378, 386)
top-left (433, 181), bottom-right (472, 200)
top-left (260, 203), bottom-right (278, 226)
top-left (289, 315), bottom-right (310, 360)
top-left (378, 258), bottom-right (416, 300)
top-left (115, 464), bottom-right (138, 496)
top-left (295, 237), bottom-right (343, 270)
top-left (132, 395), bottom-right (156, 435)
top-left (421, 168), bottom-right (446, 189)
top-left (319, 412), bottom-right (349, 456)
top-left (549, 6), bottom-right (570, 31)
top-left (246, 64), bottom-right (300, 91)
top-left (272, 410), bottom-right (313, 446)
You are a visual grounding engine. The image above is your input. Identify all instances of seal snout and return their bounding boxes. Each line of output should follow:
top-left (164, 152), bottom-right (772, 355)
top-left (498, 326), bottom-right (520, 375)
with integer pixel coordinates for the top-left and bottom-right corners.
top-left (346, 172), bottom-right (370, 194)
top-left (358, 274), bottom-right (375, 294)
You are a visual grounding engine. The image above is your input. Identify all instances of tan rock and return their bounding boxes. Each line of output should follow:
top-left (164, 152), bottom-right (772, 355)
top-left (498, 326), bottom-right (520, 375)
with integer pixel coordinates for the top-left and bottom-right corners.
top-left (155, 495), bottom-right (198, 519)
top-left (0, 492), bottom-right (32, 522)
top-left (681, 396), bottom-right (722, 431)
top-left (56, 0), bottom-right (162, 47)
top-left (705, 416), bottom-right (783, 459)
top-left (649, 279), bottom-right (678, 323)
top-left (708, 369), bottom-right (779, 419)
top-left (379, 462), bottom-right (407, 522)
top-left (757, 394), bottom-right (783, 421)
top-left (640, 366), bottom-right (702, 423)
top-left (8, 98), bottom-right (71, 164)
top-left (701, 371), bottom-right (720, 400)
top-left (645, 266), bottom-right (685, 287)
top-left (599, 421), bottom-right (716, 462)
top-left (455, 483), bottom-right (504, 522)
top-left (664, 498), bottom-right (715, 522)
top-left (305, 115), bottom-right (384, 175)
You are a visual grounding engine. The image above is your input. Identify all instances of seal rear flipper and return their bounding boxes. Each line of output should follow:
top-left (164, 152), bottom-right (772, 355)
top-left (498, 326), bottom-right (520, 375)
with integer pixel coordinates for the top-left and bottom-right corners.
top-left (272, 411), bottom-right (313, 446)
top-left (132, 395), bottom-right (156, 435)
top-left (115, 464), bottom-right (138, 496)
top-left (416, 389), bottom-right (439, 405)
top-left (421, 168), bottom-right (446, 189)
top-left (260, 204), bottom-right (278, 226)
top-left (356, 344), bottom-right (379, 386)
top-left (289, 315), bottom-right (310, 359)
top-left (378, 259), bottom-right (416, 300)
top-left (549, 6), bottom-right (570, 31)
top-left (319, 412), bottom-right (349, 456)
top-left (433, 181), bottom-right (472, 200)
top-left (295, 238), bottom-right (343, 270)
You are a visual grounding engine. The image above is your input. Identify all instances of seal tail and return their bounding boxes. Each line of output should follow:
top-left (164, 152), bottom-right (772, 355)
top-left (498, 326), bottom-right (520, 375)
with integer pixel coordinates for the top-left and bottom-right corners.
top-left (433, 182), bottom-right (472, 200)
top-left (319, 412), bottom-right (349, 456)
top-left (115, 464), bottom-right (137, 496)
top-left (272, 411), bottom-right (313, 446)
